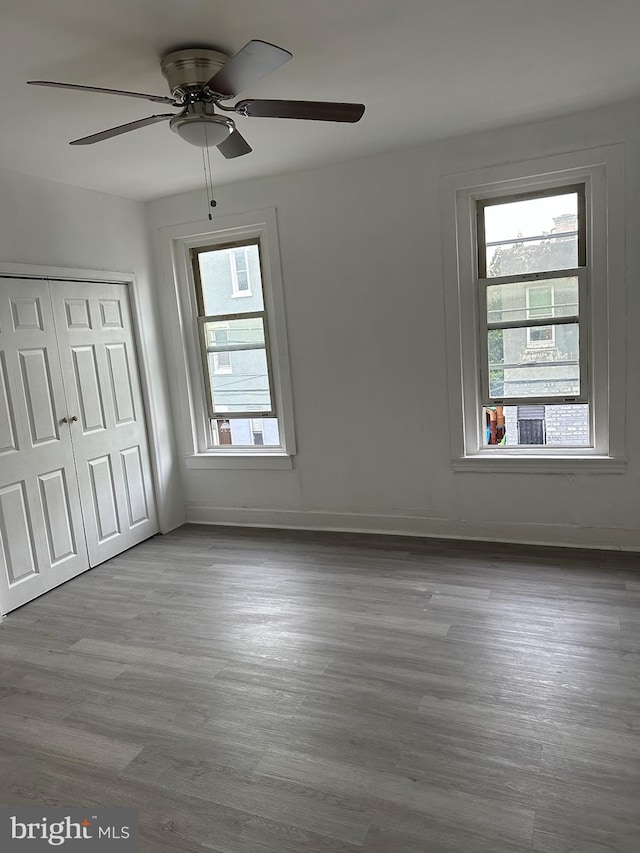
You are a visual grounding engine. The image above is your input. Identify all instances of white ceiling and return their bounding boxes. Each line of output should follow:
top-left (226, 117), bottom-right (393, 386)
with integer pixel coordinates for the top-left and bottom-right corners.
top-left (4, 0), bottom-right (640, 201)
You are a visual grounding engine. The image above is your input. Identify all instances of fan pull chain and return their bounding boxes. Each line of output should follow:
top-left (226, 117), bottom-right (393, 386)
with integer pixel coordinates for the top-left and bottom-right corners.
top-left (201, 146), bottom-right (210, 220)
top-left (201, 123), bottom-right (217, 219)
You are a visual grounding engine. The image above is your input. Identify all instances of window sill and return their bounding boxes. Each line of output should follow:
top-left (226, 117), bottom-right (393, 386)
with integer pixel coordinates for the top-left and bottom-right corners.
top-left (452, 455), bottom-right (627, 474)
top-left (185, 453), bottom-right (293, 470)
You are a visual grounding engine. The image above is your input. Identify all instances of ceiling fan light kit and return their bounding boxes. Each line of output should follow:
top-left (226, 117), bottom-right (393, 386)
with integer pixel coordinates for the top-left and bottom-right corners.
top-left (169, 102), bottom-right (234, 147)
top-left (27, 39), bottom-right (365, 157)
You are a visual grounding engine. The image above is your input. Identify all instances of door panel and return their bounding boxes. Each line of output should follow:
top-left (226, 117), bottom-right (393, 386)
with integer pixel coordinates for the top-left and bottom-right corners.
top-left (71, 345), bottom-right (107, 432)
top-left (0, 280), bottom-right (89, 614)
top-left (64, 298), bottom-right (92, 330)
top-left (37, 469), bottom-right (78, 565)
top-left (19, 348), bottom-right (60, 445)
top-left (120, 445), bottom-right (149, 526)
top-left (0, 481), bottom-right (38, 583)
top-left (0, 352), bottom-right (18, 453)
top-left (98, 299), bottom-right (123, 329)
top-left (87, 454), bottom-right (120, 541)
top-left (52, 282), bottom-right (158, 565)
top-left (105, 343), bottom-right (136, 424)
top-left (11, 296), bottom-right (44, 331)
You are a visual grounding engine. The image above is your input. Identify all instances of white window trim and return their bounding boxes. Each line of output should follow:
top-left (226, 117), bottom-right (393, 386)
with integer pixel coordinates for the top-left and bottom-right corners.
top-left (230, 246), bottom-right (253, 297)
top-left (156, 209), bottom-right (296, 470)
top-left (440, 146), bottom-right (626, 473)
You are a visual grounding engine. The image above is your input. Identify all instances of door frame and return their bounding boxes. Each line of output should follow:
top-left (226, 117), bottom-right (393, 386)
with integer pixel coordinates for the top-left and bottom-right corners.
top-left (0, 262), bottom-right (167, 532)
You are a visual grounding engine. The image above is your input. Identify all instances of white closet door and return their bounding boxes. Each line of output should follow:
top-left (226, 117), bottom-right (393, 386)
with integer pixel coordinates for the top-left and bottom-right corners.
top-left (0, 280), bottom-right (89, 614)
top-left (51, 282), bottom-right (159, 565)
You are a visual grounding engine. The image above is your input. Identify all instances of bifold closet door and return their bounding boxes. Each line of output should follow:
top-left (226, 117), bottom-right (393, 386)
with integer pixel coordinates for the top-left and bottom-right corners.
top-left (51, 281), bottom-right (159, 566)
top-left (0, 280), bottom-right (89, 614)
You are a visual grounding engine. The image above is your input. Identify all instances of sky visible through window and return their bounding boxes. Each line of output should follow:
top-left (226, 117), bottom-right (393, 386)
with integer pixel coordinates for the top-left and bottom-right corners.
top-left (484, 193), bottom-right (578, 270)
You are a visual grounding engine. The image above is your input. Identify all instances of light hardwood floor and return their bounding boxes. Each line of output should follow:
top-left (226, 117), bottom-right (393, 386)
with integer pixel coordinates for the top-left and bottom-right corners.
top-left (0, 524), bottom-right (639, 852)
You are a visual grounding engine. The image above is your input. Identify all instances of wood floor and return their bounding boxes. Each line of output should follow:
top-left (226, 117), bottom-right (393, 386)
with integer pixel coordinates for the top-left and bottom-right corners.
top-left (0, 524), bottom-right (639, 852)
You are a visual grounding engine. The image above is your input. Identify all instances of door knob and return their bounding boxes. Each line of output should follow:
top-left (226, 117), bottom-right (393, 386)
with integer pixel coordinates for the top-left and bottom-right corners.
top-left (70, 415), bottom-right (78, 422)
top-left (61, 416), bottom-right (79, 424)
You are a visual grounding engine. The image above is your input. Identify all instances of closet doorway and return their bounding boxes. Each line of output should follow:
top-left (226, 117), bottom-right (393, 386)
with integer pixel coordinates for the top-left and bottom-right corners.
top-left (0, 277), bottom-right (158, 615)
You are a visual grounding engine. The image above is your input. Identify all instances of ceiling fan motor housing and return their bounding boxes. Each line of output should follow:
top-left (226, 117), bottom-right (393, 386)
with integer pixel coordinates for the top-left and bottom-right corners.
top-left (160, 48), bottom-right (229, 97)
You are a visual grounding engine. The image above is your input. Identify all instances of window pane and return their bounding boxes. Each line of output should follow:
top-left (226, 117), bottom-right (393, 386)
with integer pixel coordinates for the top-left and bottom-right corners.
top-left (483, 404), bottom-right (589, 446)
top-left (198, 244), bottom-right (263, 313)
top-left (483, 192), bottom-right (579, 277)
top-left (488, 324), bottom-right (580, 398)
top-left (211, 417), bottom-right (280, 447)
top-left (204, 316), bottom-right (271, 413)
top-left (207, 347), bottom-right (271, 413)
top-left (487, 277), bottom-right (579, 324)
top-left (233, 248), bottom-right (248, 274)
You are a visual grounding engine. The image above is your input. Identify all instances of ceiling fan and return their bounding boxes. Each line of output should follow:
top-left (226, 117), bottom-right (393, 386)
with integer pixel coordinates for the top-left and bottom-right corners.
top-left (27, 40), bottom-right (365, 158)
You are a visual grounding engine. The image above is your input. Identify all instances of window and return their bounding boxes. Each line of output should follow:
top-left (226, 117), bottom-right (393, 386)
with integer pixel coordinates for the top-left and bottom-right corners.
top-left (441, 147), bottom-right (625, 470)
top-left (478, 185), bottom-right (586, 446)
top-left (230, 247), bottom-right (252, 297)
top-left (250, 418), bottom-right (265, 446)
top-left (160, 208), bottom-right (295, 467)
top-left (210, 326), bottom-right (232, 373)
top-left (191, 239), bottom-right (281, 448)
top-left (526, 285), bottom-right (555, 348)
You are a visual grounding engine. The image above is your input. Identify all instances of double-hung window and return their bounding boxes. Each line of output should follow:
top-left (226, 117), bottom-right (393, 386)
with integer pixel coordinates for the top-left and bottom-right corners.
top-left (441, 147), bottom-right (625, 470)
top-left (160, 208), bottom-right (295, 468)
top-left (477, 185), bottom-right (588, 447)
top-left (190, 235), bottom-right (288, 453)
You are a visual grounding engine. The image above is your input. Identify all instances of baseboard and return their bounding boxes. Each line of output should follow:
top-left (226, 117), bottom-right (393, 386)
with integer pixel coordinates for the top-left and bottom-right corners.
top-left (185, 506), bottom-right (640, 552)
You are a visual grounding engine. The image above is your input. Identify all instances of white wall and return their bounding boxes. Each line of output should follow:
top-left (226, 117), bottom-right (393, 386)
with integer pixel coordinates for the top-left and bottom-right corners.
top-left (0, 167), bottom-right (184, 532)
top-left (148, 97), bottom-right (640, 550)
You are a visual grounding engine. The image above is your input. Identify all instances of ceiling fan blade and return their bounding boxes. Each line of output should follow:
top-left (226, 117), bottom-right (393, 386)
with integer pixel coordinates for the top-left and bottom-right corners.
top-left (235, 99), bottom-right (365, 122)
top-left (217, 130), bottom-right (252, 159)
top-left (69, 114), bottom-right (174, 145)
top-left (203, 40), bottom-right (292, 98)
top-left (28, 80), bottom-right (177, 105)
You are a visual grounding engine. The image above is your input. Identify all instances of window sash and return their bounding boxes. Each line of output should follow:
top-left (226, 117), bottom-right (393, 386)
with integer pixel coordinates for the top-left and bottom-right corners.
top-left (478, 268), bottom-right (588, 406)
top-left (198, 320), bottom-right (276, 420)
top-left (191, 252), bottom-right (278, 421)
top-left (191, 238), bottom-right (259, 316)
top-left (476, 184), bottom-right (587, 277)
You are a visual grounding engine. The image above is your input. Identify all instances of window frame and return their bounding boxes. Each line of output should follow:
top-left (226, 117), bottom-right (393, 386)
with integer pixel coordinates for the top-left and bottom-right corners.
top-left (440, 146), bottom-right (626, 472)
top-left (159, 208), bottom-right (296, 468)
top-left (476, 184), bottom-right (587, 411)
